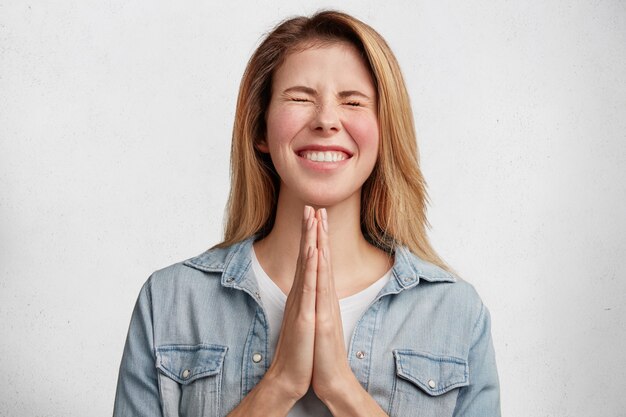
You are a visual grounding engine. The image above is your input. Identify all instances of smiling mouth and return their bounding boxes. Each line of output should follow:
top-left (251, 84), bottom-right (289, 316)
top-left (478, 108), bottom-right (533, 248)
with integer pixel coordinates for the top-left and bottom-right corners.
top-left (298, 150), bottom-right (350, 162)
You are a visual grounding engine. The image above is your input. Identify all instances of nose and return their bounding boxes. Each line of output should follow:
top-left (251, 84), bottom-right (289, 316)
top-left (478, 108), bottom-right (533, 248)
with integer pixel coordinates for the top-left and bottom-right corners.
top-left (310, 101), bottom-right (341, 135)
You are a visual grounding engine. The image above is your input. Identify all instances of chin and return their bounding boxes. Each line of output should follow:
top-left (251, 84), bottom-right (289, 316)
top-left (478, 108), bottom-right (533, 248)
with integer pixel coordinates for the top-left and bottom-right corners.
top-left (299, 188), bottom-right (360, 208)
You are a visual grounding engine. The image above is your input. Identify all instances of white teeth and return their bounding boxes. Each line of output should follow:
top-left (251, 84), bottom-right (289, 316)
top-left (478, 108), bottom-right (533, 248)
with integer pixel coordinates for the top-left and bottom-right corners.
top-left (301, 151), bottom-right (347, 162)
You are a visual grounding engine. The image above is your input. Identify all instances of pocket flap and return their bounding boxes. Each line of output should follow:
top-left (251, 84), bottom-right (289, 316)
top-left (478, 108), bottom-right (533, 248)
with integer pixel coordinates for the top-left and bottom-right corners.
top-left (156, 344), bottom-right (228, 385)
top-left (393, 349), bottom-right (468, 396)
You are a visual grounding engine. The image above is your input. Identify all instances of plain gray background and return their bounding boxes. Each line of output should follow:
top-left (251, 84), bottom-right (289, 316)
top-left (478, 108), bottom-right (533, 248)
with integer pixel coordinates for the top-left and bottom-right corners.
top-left (1, 1), bottom-right (625, 416)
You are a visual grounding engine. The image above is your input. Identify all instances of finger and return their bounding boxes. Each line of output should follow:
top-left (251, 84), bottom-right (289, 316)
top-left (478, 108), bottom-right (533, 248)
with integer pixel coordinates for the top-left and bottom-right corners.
top-left (305, 208), bottom-right (317, 262)
top-left (300, 209), bottom-right (318, 307)
top-left (286, 205), bottom-right (314, 312)
top-left (291, 206), bottom-right (318, 312)
top-left (300, 246), bottom-right (318, 315)
top-left (294, 205), bottom-right (313, 282)
top-left (302, 205), bottom-right (314, 264)
top-left (316, 208), bottom-right (335, 319)
top-left (316, 207), bottom-right (330, 283)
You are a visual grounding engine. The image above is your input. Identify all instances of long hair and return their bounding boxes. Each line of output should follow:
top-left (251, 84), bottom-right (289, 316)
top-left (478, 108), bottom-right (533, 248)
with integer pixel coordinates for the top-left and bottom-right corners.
top-left (216, 10), bottom-right (448, 271)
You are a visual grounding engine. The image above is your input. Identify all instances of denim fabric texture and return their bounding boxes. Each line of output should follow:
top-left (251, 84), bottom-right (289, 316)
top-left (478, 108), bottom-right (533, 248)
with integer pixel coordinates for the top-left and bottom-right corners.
top-left (113, 236), bottom-right (500, 416)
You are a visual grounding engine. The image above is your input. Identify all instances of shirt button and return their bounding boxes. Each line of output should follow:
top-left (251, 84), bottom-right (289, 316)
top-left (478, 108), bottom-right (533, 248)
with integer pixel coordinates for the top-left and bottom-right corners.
top-left (225, 277), bottom-right (235, 283)
top-left (182, 369), bottom-right (191, 379)
top-left (252, 353), bottom-right (262, 363)
top-left (356, 351), bottom-right (366, 359)
top-left (428, 379), bottom-right (436, 389)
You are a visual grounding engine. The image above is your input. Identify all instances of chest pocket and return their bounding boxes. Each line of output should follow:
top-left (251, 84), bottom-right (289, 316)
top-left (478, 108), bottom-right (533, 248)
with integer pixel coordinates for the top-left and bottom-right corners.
top-left (390, 349), bottom-right (468, 417)
top-left (156, 344), bottom-right (228, 417)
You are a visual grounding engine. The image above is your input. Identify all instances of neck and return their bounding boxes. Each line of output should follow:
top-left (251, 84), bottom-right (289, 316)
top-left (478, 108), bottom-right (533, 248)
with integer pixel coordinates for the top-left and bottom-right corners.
top-left (253, 188), bottom-right (391, 296)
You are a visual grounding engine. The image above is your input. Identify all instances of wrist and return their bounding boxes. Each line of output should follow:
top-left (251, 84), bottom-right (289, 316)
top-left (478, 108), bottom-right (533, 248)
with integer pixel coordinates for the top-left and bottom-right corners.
top-left (227, 372), bottom-right (299, 417)
top-left (317, 370), bottom-right (360, 407)
top-left (263, 368), bottom-right (305, 404)
top-left (319, 373), bottom-right (387, 417)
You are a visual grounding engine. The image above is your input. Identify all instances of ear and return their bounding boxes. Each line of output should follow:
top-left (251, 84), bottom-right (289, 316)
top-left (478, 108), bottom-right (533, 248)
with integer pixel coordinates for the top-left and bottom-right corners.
top-left (255, 138), bottom-right (270, 153)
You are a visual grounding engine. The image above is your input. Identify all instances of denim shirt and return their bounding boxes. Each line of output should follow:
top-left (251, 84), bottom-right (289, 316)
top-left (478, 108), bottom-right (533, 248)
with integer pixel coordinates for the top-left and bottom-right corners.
top-left (113, 236), bottom-right (500, 416)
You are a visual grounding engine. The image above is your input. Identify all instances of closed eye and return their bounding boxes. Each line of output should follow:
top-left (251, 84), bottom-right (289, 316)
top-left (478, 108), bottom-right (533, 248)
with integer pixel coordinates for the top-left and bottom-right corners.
top-left (291, 97), bottom-right (310, 102)
top-left (345, 101), bottom-right (362, 107)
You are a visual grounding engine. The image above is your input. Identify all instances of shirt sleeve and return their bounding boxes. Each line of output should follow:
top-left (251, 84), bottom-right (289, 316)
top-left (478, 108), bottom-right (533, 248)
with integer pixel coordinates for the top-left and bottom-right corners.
top-left (113, 278), bottom-right (164, 417)
top-left (453, 303), bottom-right (501, 417)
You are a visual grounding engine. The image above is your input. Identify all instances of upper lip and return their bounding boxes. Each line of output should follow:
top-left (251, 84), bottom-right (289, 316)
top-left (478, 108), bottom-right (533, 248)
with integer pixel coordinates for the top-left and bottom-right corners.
top-left (295, 145), bottom-right (354, 157)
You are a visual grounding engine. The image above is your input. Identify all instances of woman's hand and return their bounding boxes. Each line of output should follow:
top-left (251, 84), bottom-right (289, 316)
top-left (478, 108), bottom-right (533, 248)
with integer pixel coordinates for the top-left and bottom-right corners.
top-left (264, 206), bottom-right (355, 402)
top-left (242, 207), bottom-right (389, 417)
top-left (227, 207), bottom-right (318, 417)
top-left (311, 208), bottom-right (354, 400)
top-left (264, 205), bottom-right (319, 401)
top-left (310, 208), bottom-right (390, 416)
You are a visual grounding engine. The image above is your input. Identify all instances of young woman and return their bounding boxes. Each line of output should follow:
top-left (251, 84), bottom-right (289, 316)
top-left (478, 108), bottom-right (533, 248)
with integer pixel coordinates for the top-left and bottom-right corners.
top-left (113, 10), bottom-right (500, 417)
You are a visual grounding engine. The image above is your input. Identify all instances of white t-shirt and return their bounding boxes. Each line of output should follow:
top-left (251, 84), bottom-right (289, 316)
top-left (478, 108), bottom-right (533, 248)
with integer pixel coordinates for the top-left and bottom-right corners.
top-left (251, 247), bottom-right (392, 416)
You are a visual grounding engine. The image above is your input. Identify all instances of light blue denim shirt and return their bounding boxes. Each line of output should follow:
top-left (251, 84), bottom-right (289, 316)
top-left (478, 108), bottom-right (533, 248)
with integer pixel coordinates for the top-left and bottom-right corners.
top-left (113, 236), bottom-right (500, 416)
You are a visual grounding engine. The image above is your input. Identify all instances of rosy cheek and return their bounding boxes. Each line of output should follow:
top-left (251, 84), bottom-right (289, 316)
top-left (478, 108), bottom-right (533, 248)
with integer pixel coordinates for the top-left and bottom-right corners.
top-left (267, 107), bottom-right (306, 147)
top-left (343, 113), bottom-right (379, 151)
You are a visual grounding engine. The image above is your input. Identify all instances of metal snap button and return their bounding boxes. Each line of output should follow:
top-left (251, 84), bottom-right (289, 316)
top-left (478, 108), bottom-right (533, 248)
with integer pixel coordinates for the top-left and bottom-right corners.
top-left (225, 277), bottom-right (235, 283)
top-left (252, 353), bottom-right (262, 363)
top-left (182, 369), bottom-right (191, 379)
top-left (428, 379), bottom-right (436, 389)
top-left (356, 351), bottom-right (366, 359)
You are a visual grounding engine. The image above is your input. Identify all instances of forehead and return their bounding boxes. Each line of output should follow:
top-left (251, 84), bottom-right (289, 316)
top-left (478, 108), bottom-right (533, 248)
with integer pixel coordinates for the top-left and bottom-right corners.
top-left (272, 41), bottom-right (374, 89)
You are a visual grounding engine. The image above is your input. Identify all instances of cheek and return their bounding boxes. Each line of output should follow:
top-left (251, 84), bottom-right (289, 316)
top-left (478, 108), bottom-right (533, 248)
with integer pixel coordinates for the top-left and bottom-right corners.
top-left (343, 113), bottom-right (379, 158)
top-left (266, 106), bottom-right (308, 148)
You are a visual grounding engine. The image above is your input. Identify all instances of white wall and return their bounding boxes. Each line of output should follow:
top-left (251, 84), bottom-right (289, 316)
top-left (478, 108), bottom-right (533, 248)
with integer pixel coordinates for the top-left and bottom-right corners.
top-left (1, 1), bottom-right (625, 416)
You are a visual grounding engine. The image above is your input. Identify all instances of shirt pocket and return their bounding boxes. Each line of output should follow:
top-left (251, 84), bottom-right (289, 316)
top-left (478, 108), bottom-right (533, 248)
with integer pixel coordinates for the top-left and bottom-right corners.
top-left (390, 349), bottom-right (468, 417)
top-left (155, 344), bottom-right (228, 417)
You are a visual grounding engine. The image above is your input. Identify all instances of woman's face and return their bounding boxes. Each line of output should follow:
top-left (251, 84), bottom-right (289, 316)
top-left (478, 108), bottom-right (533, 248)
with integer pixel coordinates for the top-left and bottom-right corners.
top-left (260, 41), bottom-right (379, 207)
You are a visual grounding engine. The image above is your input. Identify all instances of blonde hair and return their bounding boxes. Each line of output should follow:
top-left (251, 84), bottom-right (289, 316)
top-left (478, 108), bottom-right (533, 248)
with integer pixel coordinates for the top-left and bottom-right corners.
top-left (216, 10), bottom-right (448, 271)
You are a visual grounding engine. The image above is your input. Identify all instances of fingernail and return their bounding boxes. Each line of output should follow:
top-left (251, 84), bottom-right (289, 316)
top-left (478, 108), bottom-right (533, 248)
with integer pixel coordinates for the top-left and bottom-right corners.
top-left (304, 205), bottom-right (311, 219)
top-left (307, 246), bottom-right (314, 259)
top-left (321, 208), bottom-right (328, 232)
top-left (322, 247), bottom-right (328, 259)
top-left (307, 216), bottom-right (315, 230)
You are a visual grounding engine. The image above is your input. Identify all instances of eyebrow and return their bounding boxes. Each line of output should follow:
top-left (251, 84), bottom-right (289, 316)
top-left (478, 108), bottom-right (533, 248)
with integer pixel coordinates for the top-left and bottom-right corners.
top-left (283, 86), bottom-right (316, 96)
top-left (338, 90), bottom-right (371, 100)
top-left (282, 86), bottom-right (372, 100)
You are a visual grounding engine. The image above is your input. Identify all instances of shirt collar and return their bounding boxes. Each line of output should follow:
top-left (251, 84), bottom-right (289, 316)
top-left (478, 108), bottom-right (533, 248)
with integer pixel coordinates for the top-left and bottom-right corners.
top-left (390, 245), bottom-right (456, 290)
top-left (183, 235), bottom-right (456, 289)
top-left (183, 236), bottom-right (255, 288)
